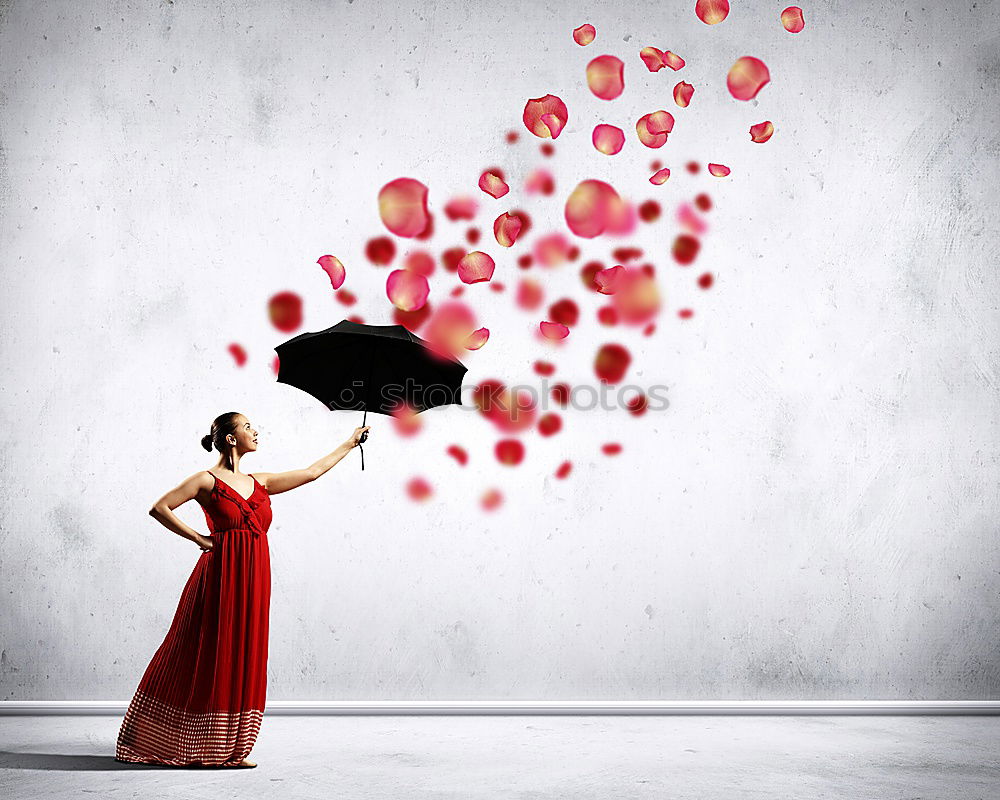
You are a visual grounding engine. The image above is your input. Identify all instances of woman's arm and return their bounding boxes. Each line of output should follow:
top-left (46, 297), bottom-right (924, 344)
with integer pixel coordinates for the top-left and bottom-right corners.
top-left (149, 472), bottom-right (215, 551)
top-left (253, 425), bottom-right (371, 496)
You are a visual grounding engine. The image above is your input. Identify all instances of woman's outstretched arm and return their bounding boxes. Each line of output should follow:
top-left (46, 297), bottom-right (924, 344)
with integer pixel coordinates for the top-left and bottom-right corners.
top-left (253, 425), bottom-right (371, 495)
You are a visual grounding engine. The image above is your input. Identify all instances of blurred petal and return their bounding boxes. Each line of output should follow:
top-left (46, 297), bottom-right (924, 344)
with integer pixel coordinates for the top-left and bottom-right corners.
top-left (538, 413), bottom-right (562, 436)
top-left (601, 442), bottom-right (623, 455)
top-left (555, 460), bottom-right (573, 479)
top-left (228, 343), bottom-right (247, 367)
top-left (594, 342), bottom-right (632, 383)
top-left (586, 54), bottom-right (625, 100)
top-left (727, 56), bottom-right (770, 101)
top-left (481, 488), bottom-right (504, 511)
top-left (377, 177), bottom-right (430, 238)
top-left (365, 236), bottom-right (396, 266)
top-left (564, 179), bottom-right (622, 238)
top-left (672, 234), bottom-right (700, 264)
top-left (524, 168), bottom-right (555, 196)
top-left (548, 297), bottom-right (579, 327)
top-left (540, 320), bottom-right (570, 339)
top-left (609, 268), bottom-right (661, 324)
top-left (533, 232), bottom-right (574, 266)
top-left (495, 439), bottom-right (525, 466)
top-left (403, 249), bottom-right (436, 276)
top-left (406, 476), bottom-right (432, 501)
top-left (444, 195), bottom-right (478, 221)
top-left (446, 444), bottom-right (468, 466)
top-left (268, 291), bottom-right (303, 332)
top-left (517, 277), bottom-right (544, 310)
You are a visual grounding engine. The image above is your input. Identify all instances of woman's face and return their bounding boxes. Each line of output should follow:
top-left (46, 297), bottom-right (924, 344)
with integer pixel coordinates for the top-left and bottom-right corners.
top-left (230, 416), bottom-right (258, 453)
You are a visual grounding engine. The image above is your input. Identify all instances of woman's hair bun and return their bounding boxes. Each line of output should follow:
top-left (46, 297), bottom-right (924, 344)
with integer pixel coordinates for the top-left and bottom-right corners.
top-left (201, 433), bottom-right (214, 452)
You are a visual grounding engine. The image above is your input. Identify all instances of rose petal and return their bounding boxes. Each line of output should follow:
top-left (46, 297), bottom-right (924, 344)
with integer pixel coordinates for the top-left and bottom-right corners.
top-left (524, 168), bottom-right (555, 196)
top-left (365, 236), bottom-right (395, 266)
top-left (597, 305), bottom-right (619, 325)
top-left (424, 301), bottom-right (478, 359)
top-left (555, 460), bottom-right (573, 479)
top-left (646, 110), bottom-right (675, 135)
top-left (673, 81), bottom-right (694, 108)
top-left (406, 476), bottom-right (432, 501)
top-left (781, 6), bottom-right (805, 33)
top-left (377, 177), bottom-right (430, 238)
top-left (533, 232), bottom-right (574, 266)
top-left (601, 442), bottom-right (623, 455)
top-left (494, 212), bottom-right (523, 247)
top-left (551, 383), bottom-right (570, 406)
top-left (481, 488), bottom-right (504, 511)
top-left (523, 94), bottom-right (569, 139)
top-left (534, 360), bottom-right (556, 376)
top-left (548, 297), bottom-right (579, 327)
top-left (677, 202), bottom-right (708, 235)
top-left (727, 56), bottom-right (770, 101)
top-left (228, 343), bottom-right (247, 367)
top-left (595, 265), bottom-right (625, 294)
top-left (695, 0), bottom-right (729, 25)
top-left (609, 268), bottom-right (660, 324)
top-left (495, 439), bottom-right (525, 466)
top-left (627, 392), bottom-right (649, 416)
top-left (385, 269), bottom-right (430, 312)
top-left (335, 289), bottom-right (356, 306)
top-left (649, 167), bottom-right (671, 185)
top-left (446, 444), bottom-right (468, 466)
top-left (592, 123), bottom-right (625, 155)
top-left (403, 250), bottom-right (436, 277)
top-left (639, 200), bottom-right (661, 222)
top-left (594, 342), bottom-right (632, 383)
top-left (474, 379), bottom-right (537, 432)
top-left (538, 413), bottom-right (562, 437)
top-left (268, 291), bottom-right (303, 332)
top-left (698, 272), bottom-right (714, 289)
top-left (672, 234), bottom-right (700, 264)
top-left (517, 278), bottom-right (544, 310)
top-left (539, 112), bottom-right (566, 139)
top-left (586, 54), bottom-right (625, 100)
top-left (695, 193), bottom-right (712, 212)
top-left (573, 23), bottom-right (596, 45)
top-left (390, 402), bottom-right (423, 437)
top-left (564, 179), bottom-right (623, 238)
top-left (479, 171), bottom-right (510, 199)
top-left (664, 51), bottom-right (686, 70)
top-left (394, 301), bottom-right (432, 333)
top-left (749, 120), bottom-right (775, 143)
top-left (708, 162), bottom-right (731, 177)
top-left (613, 247), bottom-right (643, 262)
top-left (465, 327), bottom-right (490, 350)
top-left (540, 320), bottom-right (570, 339)
top-left (639, 46), bottom-right (666, 72)
top-left (444, 196), bottom-right (478, 221)
top-left (317, 255), bottom-right (346, 290)
top-left (457, 251), bottom-right (496, 284)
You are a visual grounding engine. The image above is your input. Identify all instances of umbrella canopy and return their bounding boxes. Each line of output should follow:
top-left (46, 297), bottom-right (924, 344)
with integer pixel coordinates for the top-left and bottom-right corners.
top-left (274, 319), bottom-right (469, 469)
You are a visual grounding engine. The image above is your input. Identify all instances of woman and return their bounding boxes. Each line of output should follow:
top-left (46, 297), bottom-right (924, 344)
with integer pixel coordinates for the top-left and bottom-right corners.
top-left (115, 411), bottom-right (371, 768)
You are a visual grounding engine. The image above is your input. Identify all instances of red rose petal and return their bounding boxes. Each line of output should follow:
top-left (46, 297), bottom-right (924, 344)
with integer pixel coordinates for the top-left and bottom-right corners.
top-left (551, 383), bottom-right (570, 406)
top-left (390, 402), bottom-right (423, 437)
top-left (592, 123), bottom-right (626, 155)
top-left (708, 163), bottom-right (731, 177)
top-left (695, 0), bottom-right (729, 25)
top-left (694, 193), bottom-right (712, 212)
top-left (378, 177), bottom-right (430, 238)
top-left (523, 94), bottom-right (569, 139)
top-left (444, 196), bottom-right (478, 221)
top-left (580, 260), bottom-right (605, 291)
top-left (727, 56), bottom-right (770, 101)
top-left (627, 392), bottom-right (648, 416)
top-left (386, 269), bottom-right (430, 312)
top-left (394, 301), bottom-right (432, 332)
top-left (495, 439), bottom-right (525, 466)
top-left (517, 277), bottom-right (544, 310)
top-left (335, 289), bottom-right (356, 306)
top-left (555, 460), bottom-right (572, 479)
top-left (403, 250), bottom-right (436, 277)
top-left (481, 488), bottom-right (504, 511)
top-left (595, 264), bottom-right (625, 294)
top-left (673, 234), bottom-right (700, 264)
top-left (640, 46), bottom-right (666, 72)
top-left (597, 305), bottom-right (618, 325)
top-left (664, 51), bottom-right (685, 70)
top-left (639, 200), bottom-right (661, 222)
top-left (573, 23), bottom-right (596, 45)
top-left (268, 291), bottom-right (303, 332)
top-left (595, 343), bottom-right (631, 383)
top-left (533, 232), bottom-right (573, 266)
top-left (678, 308), bottom-right (694, 319)
top-left (686, 161), bottom-right (700, 174)
top-left (441, 246), bottom-right (465, 273)
top-left (525, 168), bottom-right (555, 196)
top-left (228, 343), bottom-right (247, 367)
top-left (698, 272), bottom-right (714, 289)
top-left (548, 297), bottom-right (579, 327)
top-left (317, 255), bottom-right (346, 290)
top-left (673, 81), bottom-right (694, 108)
top-left (365, 236), bottom-right (396, 266)
top-left (406, 476), bottom-right (433, 501)
top-left (446, 445), bottom-right (468, 466)
top-left (649, 167), bottom-right (671, 185)
top-left (479, 171), bottom-right (510, 199)
top-left (465, 326), bottom-right (490, 350)
top-left (474, 380), bottom-right (538, 432)
top-left (609, 268), bottom-right (660, 324)
top-left (564, 179), bottom-right (623, 238)
top-left (424, 301), bottom-right (478, 358)
top-left (466, 227), bottom-right (481, 245)
top-left (538, 413), bottom-right (562, 437)
top-left (601, 442), bottom-right (623, 455)
top-left (586, 54), bottom-right (625, 100)
top-left (494, 212), bottom-right (523, 247)
top-left (457, 251), bottom-right (496, 284)
top-left (750, 120), bottom-right (775, 143)
top-left (534, 360), bottom-right (556, 376)
top-left (540, 320), bottom-right (570, 340)
top-left (613, 247), bottom-right (643, 262)
top-left (781, 6), bottom-right (805, 33)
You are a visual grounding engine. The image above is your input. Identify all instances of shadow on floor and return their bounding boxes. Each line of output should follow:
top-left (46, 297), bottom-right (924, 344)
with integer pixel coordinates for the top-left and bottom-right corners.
top-left (0, 752), bottom-right (238, 771)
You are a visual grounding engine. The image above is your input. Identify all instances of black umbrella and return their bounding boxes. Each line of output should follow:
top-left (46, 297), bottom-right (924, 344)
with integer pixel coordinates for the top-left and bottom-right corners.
top-left (274, 319), bottom-right (469, 469)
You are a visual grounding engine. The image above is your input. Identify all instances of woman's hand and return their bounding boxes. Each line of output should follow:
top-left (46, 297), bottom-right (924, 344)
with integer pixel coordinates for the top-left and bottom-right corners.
top-left (346, 425), bottom-right (372, 448)
top-left (196, 535), bottom-right (215, 552)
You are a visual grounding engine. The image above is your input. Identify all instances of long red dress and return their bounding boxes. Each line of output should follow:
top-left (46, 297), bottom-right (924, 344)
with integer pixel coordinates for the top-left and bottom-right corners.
top-left (116, 471), bottom-right (272, 766)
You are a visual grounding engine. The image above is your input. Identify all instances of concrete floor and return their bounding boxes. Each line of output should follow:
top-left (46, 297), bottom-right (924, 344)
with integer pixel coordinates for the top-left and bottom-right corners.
top-left (1, 715), bottom-right (998, 799)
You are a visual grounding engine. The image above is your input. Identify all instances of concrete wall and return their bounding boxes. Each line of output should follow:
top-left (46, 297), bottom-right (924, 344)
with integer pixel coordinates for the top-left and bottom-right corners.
top-left (1, 0), bottom-right (997, 701)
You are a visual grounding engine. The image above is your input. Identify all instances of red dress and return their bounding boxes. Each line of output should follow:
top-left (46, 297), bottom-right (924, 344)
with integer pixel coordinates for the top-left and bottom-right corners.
top-left (116, 471), bottom-right (272, 766)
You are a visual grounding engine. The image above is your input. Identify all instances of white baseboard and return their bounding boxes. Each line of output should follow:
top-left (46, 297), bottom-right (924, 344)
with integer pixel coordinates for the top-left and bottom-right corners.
top-left (2, 700), bottom-right (998, 716)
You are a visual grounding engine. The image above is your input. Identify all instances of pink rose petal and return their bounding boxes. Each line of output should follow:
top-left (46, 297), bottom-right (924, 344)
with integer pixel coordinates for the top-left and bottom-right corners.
top-left (317, 255), bottom-right (346, 290)
top-left (457, 251), bottom-right (496, 284)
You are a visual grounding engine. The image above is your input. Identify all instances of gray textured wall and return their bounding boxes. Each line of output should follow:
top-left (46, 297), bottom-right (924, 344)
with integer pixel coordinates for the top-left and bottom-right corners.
top-left (1, 0), bottom-right (998, 701)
